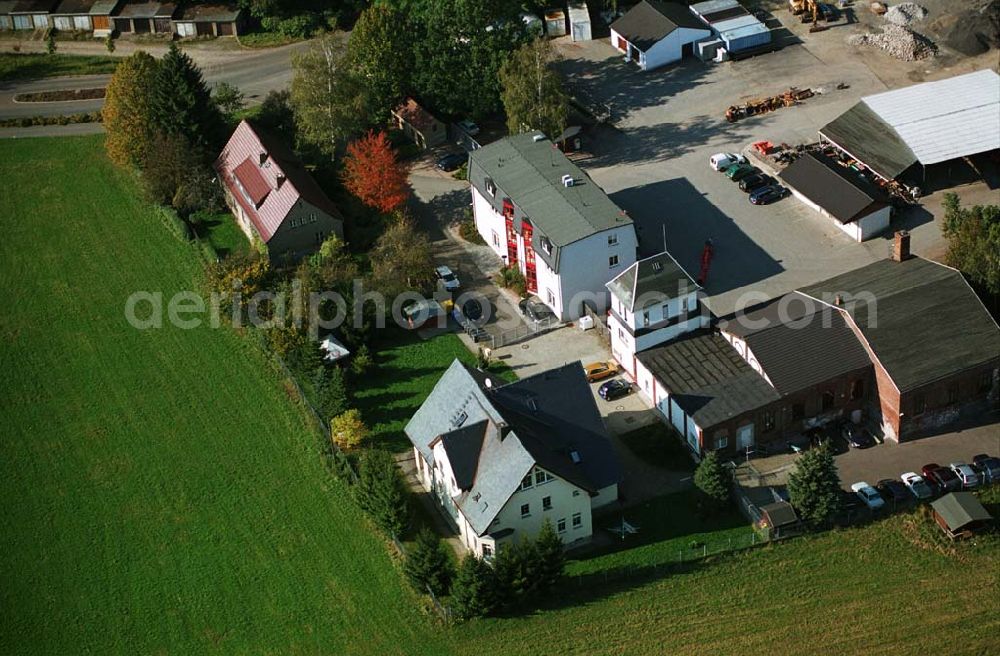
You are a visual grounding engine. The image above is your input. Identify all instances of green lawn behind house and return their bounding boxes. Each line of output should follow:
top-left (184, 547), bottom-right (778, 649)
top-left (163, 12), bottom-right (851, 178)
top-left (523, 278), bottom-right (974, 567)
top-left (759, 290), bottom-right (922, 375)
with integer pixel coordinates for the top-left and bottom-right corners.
top-left (0, 53), bottom-right (119, 81)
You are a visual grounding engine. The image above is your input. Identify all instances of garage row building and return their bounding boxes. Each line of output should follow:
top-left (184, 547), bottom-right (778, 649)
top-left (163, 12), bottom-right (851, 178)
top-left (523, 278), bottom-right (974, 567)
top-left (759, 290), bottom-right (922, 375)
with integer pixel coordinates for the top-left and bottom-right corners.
top-left (0, 0), bottom-right (245, 36)
top-left (468, 132), bottom-right (638, 321)
top-left (610, 233), bottom-right (1000, 458)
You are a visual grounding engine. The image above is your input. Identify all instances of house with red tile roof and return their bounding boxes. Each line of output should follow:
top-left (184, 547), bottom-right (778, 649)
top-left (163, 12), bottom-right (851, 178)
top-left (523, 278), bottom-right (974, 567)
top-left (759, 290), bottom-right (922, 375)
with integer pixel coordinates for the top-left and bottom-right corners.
top-left (214, 120), bottom-right (344, 261)
top-left (391, 98), bottom-right (446, 150)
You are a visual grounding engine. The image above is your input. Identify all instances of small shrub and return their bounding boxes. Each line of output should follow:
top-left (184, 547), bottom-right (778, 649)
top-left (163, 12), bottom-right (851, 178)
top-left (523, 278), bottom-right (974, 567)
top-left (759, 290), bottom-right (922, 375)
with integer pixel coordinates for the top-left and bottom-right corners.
top-left (494, 266), bottom-right (526, 297)
top-left (458, 219), bottom-right (485, 245)
top-left (330, 408), bottom-right (367, 451)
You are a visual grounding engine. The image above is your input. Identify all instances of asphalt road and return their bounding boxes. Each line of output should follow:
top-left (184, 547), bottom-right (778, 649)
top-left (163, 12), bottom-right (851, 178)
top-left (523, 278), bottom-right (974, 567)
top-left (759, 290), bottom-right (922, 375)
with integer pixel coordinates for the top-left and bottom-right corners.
top-left (0, 38), bottom-right (314, 120)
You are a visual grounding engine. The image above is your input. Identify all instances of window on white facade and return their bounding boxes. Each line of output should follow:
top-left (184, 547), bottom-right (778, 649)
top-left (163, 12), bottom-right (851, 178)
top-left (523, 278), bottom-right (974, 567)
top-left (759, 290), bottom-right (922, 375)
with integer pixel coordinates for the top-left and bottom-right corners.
top-left (534, 470), bottom-right (549, 485)
top-left (572, 512), bottom-right (582, 528)
top-left (520, 503), bottom-right (530, 518)
top-left (618, 328), bottom-right (625, 340)
top-left (485, 178), bottom-right (496, 196)
top-left (482, 544), bottom-right (493, 558)
top-left (609, 255), bottom-right (619, 268)
top-left (492, 230), bottom-right (500, 247)
top-left (542, 496), bottom-right (552, 511)
top-left (608, 233), bottom-right (618, 246)
top-left (546, 289), bottom-right (555, 305)
top-left (557, 518), bottom-right (566, 533)
top-left (520, 474), bottom-right (532, 490)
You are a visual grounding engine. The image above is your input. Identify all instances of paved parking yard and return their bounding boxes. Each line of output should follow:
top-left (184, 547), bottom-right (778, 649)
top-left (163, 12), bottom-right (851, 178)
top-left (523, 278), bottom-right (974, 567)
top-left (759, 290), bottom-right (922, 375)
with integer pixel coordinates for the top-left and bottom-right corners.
top-left (835, 420), bottom-right (1000, 488)
top-left (553, 37), bottom-right (991, 316)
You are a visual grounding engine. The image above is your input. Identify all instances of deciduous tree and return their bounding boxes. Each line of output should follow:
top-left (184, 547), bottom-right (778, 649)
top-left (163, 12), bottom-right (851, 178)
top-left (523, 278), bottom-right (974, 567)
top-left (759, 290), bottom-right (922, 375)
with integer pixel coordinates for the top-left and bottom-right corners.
top-left (411, 0), bottom-right (528, 118)
top-left (500, 38), bottom-right (568, 140)
top-left (451, 552), bottom-right (497, 620)
top-left (348, 4), bottom-right (412, 124)
top-left (102, 51), bottom-right (159, 168)
top-left (213, 81), bottom-right (246, 124)
top-left (255, 89), bottom-right (297, 144)
top-left (787, 444), bottom-right (842, 527)
top-left (342, 130), bottom-right (409, 213)
top-left (290, 34), bottom-right (367, 159)
top-left (355, 448), bottom-right (409, 536)
top-left (369, 212), bottom-right (433, 297)
top-left (330, 407), bottom-right (367, 450)
top-left (139, 132), bottom-right (219, 215)
top-left (404, 528), bottom-right (453, 596)
top-left (941, 192), bottom-right (1000, 297)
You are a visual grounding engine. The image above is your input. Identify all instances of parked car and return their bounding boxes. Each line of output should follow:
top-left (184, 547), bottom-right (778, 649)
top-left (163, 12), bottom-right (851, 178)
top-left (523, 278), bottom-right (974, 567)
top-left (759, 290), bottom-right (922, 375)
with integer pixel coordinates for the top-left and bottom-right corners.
top-left (739, 173), bottom-right (775, 192)
top-left (784, 433), bottom-right (811, 453)
top-left (435, 265), bottom-right (461, 291)
top-left (518, 297), bottom-right (555, 323)
top-left (460, 298), bottom-right (484, 323)
top-left (598, 379), bottom-right (632, 401)
top-left (949, 463), bottom-right (980, 488)
top-left (457, 119), bottom-right (480, 136)
top-left (876, 479), bottom-right (912, 504)
top-left (925, 465), bottom-right (962, 493)
top-left (749, 184), bottom-right (789, 205)
top-left (435, 152), bottom-right (468, 172)
top-left (709, 152), bottom-right (746, 171)
top-left (725, 162), bottom-right (757, 181)
top-left (842, 425), bottom-right (876, 449)
top-left (583, 361), bottom-right (619, 383)
top-left (901, 472), bottom-right (935, 500)
top-left (851, 482), bottom-right (885, 510)
top-left (839, 488), bottom-right (864, 512)
top-left (972, 454), bottom-right (1000, 483)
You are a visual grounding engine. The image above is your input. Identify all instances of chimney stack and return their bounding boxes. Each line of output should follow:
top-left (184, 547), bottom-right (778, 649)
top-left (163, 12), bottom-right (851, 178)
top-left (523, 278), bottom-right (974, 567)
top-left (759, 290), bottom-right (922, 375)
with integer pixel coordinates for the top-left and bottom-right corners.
top-left (892, 230), bottom-right (911, 262)
top-left (275, 173), bottom-right (286, 189)
top-left (259, 151), bottom-right (268, 166)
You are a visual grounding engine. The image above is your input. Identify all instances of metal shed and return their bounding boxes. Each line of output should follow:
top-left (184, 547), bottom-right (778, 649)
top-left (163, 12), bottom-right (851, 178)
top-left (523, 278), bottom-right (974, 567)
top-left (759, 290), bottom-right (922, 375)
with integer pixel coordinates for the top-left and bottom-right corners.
top-left (568, 1), bottom-right (591, 41)
top-left (711, 14), bottom-right (771, 51)
top-left (931, 492), bottom-right (993, 540)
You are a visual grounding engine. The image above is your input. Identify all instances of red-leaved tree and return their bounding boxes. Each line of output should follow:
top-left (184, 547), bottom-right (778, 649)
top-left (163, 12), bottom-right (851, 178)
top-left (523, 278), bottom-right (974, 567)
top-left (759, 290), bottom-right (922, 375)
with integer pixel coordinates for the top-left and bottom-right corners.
top-left (342, 130), bottom-right (409, 213)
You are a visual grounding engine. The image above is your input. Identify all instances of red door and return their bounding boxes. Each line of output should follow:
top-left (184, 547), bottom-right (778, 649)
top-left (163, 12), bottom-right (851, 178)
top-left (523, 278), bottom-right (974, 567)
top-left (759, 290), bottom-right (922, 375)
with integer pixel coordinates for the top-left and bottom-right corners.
top-left (502, 198), bottom-right (518, 266)
top-left (522, 218), bottom-right (538, 293)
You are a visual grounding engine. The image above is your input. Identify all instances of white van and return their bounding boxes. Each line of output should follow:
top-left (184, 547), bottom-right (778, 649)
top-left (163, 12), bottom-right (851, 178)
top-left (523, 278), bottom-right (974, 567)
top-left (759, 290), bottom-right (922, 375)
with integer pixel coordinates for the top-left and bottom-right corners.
top-left (709, 152), bottom-right (746, 171)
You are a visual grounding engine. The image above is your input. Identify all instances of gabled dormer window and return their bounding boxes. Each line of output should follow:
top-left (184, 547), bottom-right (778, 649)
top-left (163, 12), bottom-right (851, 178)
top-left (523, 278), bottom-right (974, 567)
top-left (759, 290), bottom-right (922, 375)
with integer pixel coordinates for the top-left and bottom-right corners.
top-left (485, 177), bottom-right (496, 197)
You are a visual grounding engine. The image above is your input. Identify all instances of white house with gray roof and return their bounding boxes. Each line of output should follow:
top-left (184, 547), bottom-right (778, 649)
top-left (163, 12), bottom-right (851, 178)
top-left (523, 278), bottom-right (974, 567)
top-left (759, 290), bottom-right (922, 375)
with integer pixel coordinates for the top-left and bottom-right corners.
top-left (468, 132), bottom-right (637, 321)
top-left (606, 251), bottom-right (709, 380)
top-left (405, 360), bottom-right (622, 557)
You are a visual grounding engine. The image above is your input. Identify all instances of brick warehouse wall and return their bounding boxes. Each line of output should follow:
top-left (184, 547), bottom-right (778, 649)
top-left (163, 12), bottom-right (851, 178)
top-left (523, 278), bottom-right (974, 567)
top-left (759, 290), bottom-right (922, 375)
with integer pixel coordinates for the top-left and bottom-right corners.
top-left (897, 360), bottom-right (1000, 440)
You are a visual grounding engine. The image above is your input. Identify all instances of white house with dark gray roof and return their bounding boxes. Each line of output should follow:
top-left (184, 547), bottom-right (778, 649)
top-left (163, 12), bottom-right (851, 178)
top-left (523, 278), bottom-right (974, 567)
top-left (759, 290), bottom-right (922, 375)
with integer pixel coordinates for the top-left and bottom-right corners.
top-left (610, 0), bottom-right (712, 71)
top-left (468, 132), bottom-right (637, 321)
top-left (405, 360), bottom-right (622, 557)
top-left (606, 251), bottom-right (709, 380)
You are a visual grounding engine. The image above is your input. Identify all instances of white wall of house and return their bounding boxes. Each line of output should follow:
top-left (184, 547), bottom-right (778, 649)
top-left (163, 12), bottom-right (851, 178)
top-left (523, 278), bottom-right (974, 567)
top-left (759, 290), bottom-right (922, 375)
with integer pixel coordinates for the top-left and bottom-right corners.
top-left (609, 290), bottom-right (706, 377)
top-left (489, 466), bottom-right (594, 548)
top-left (611, 27), bottom-right (710, 71)
top-left (634, 357), bottom-right (704, 457)
top-left (472, 185), bottom-right (637, 321)
top-left (555, 226), bottom-right (637, 321)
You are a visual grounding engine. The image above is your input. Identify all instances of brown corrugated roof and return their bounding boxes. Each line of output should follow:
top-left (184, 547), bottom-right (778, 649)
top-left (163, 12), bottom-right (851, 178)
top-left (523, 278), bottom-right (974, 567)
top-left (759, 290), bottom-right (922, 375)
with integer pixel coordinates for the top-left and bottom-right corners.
top-left (393, 98), bottom-right (441, 134)
top-left (779, 152), bottom-right (888, 224)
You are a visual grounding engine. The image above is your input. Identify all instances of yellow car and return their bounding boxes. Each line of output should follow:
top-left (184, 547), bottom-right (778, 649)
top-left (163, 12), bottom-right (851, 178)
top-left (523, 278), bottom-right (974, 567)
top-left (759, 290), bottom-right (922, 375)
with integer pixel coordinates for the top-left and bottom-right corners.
top-left (583, 360), bottom-right (619, 383)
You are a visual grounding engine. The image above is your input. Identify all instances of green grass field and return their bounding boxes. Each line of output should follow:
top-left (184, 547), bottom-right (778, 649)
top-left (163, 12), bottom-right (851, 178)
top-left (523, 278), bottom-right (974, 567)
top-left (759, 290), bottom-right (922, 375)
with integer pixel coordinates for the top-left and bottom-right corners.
top-left (0, 53), bottom-right (119, 81)
top-left (0, 136), bottom-right (450, 655)
top-left (2, 136), bottom-right (998, 656)
top-left (464, 507), bottom-right (1000, 655)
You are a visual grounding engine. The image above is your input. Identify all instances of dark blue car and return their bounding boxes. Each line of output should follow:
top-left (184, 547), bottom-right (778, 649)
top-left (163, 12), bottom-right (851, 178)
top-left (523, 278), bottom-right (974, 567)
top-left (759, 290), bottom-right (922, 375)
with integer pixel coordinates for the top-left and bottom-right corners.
top-left (436, 152), bottom-right (468, 172)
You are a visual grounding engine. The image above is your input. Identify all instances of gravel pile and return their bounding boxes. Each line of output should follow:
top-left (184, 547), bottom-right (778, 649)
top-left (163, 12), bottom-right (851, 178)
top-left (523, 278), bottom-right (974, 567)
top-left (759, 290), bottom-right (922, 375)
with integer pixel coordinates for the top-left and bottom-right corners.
top-left (847, 24), bottom-right (937, 60)
top-left (885, 3), bottom-right (928, 26)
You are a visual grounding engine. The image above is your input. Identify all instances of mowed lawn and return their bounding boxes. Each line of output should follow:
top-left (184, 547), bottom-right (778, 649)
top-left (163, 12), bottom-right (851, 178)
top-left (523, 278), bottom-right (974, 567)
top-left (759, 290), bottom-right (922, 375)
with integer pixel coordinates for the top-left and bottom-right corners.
top-left (461, 508), bottom-right (1000, 655)
top-left (0, 137), bottom-right (450, 655)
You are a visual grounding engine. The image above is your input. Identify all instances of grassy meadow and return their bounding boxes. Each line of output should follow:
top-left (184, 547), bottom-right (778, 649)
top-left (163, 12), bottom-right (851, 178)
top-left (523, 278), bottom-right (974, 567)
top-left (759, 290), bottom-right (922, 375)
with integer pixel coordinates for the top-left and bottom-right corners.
top-left (0, 53), bottom-right (119, 81)
top-left (0, 136), bottom-right (449, 655)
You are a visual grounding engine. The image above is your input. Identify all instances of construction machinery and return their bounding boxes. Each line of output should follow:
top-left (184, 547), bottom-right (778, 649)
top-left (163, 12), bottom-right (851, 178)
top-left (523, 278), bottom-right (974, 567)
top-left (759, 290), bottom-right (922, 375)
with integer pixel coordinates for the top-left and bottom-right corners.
top-left (725, 87), bottom-right (814, 122)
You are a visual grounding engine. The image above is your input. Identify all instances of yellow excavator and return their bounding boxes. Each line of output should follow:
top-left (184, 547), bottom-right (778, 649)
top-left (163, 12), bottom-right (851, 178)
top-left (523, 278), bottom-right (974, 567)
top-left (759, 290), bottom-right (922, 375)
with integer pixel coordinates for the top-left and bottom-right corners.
top-left (789, 0), bottom-right (820, 23)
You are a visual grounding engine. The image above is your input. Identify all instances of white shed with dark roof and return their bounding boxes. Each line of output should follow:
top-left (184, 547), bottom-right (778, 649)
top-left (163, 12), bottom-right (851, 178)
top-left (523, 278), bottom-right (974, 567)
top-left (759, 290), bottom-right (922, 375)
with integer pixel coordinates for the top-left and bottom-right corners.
top-left (610, 0), bottom-right (712, 70)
